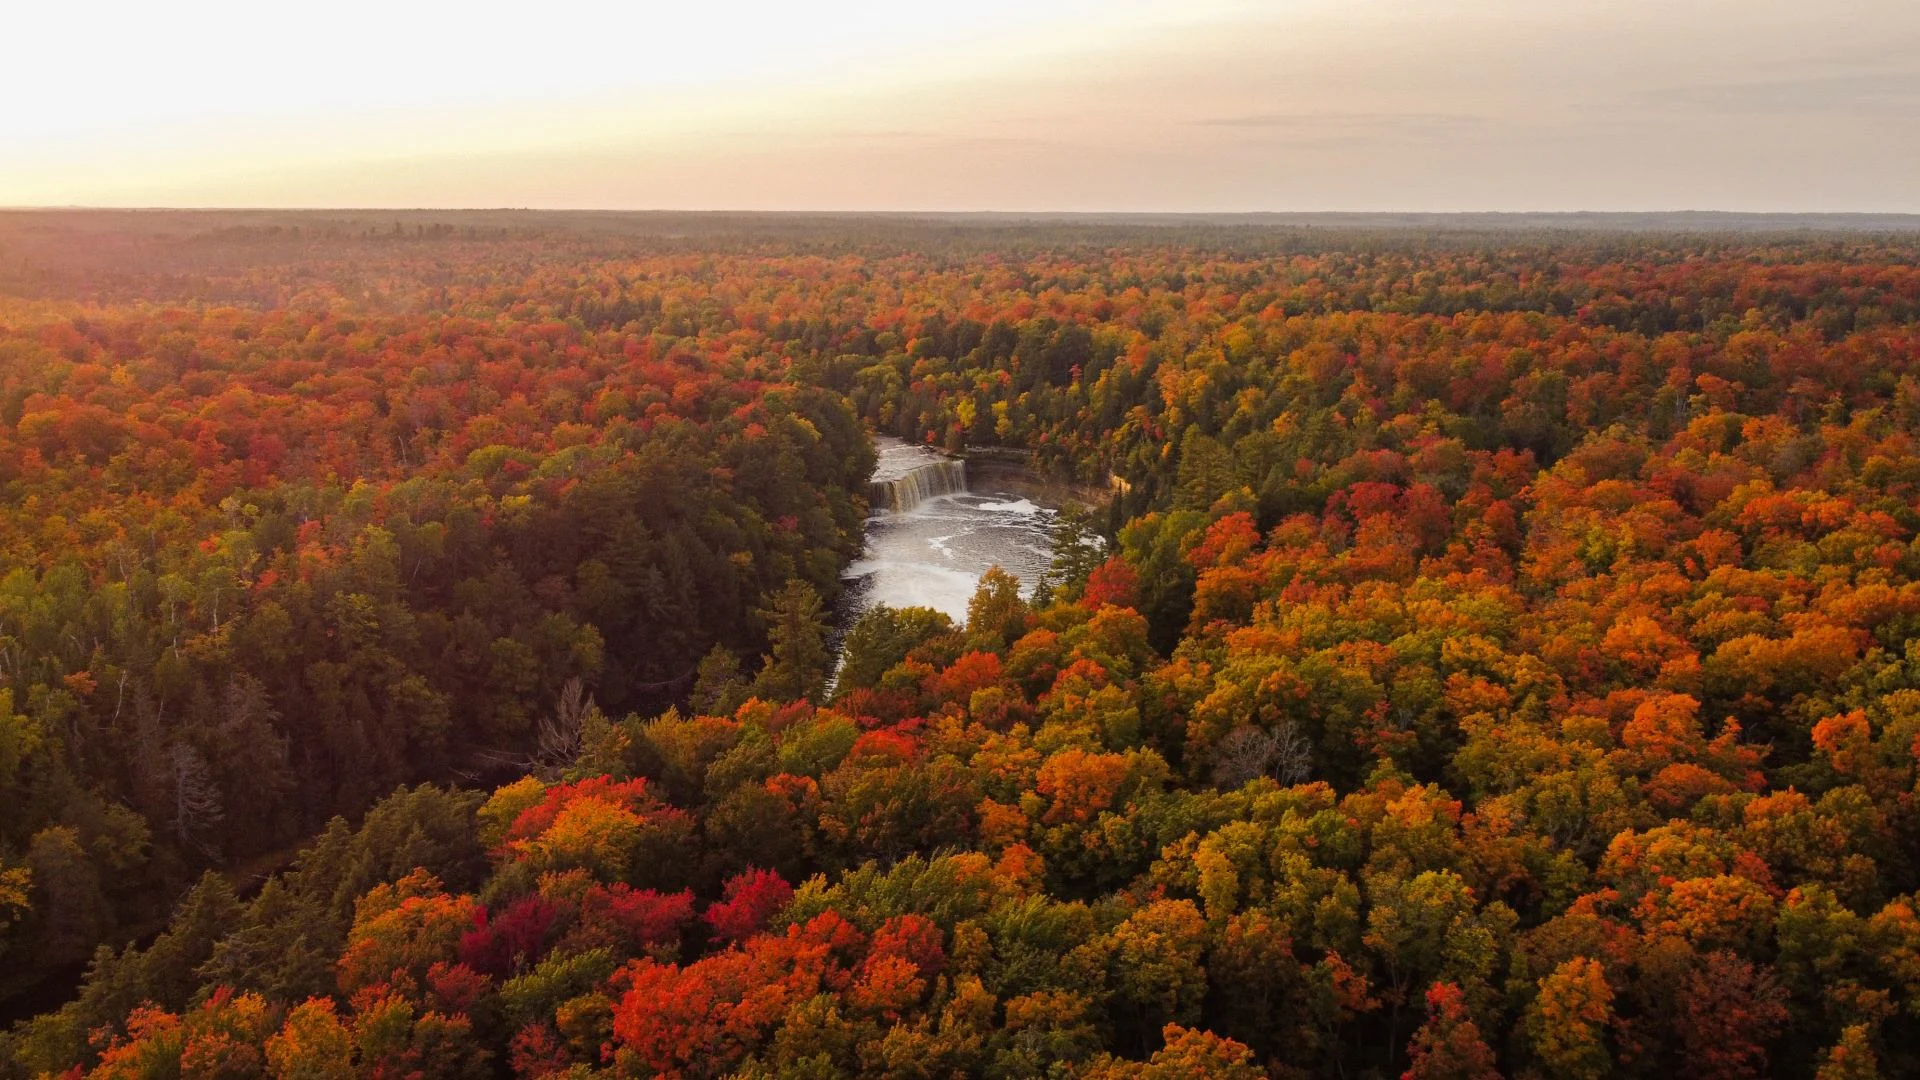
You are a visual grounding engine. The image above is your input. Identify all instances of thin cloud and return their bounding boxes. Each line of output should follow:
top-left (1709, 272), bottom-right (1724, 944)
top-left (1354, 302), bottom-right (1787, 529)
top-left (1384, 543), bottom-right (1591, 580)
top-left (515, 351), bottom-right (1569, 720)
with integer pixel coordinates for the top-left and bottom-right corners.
top-left (1195, 112), bottom-right (1486, 131)
top-left (712, 128), bottom-right (937, 142)
top-left (1630, 72), bottom-right (1920, 115)
top-left (1190, 112), bottom-right (1488, 147)
top-left (833, 130), bottom-right (935, 141)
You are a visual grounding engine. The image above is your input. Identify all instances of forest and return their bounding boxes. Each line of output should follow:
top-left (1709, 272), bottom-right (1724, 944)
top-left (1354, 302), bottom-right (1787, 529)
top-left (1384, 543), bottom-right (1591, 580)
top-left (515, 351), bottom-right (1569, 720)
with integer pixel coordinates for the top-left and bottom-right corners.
top-left (2, 209), bottom-right (1920, 1078)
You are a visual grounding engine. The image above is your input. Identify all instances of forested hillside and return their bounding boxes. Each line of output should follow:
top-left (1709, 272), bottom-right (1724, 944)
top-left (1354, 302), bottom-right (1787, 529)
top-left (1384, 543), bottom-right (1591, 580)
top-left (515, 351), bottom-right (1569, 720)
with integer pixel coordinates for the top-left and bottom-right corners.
top-left (4, 212), bottom-right (1920, 1078)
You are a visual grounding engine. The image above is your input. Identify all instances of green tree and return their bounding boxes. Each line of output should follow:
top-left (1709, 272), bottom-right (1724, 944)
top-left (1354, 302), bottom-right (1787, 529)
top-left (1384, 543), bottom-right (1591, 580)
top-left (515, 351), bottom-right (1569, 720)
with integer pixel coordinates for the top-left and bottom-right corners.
top-left (752, 581), bottom-right (832, 704)
top-left (24, 826), bottom-right (109, 973)
top-left (1105, 899), bottom-right (1209, 1047)
top-left (1174, 429), bottom-right (1238, 511)
top-left (691, 645), bottom-right (750, 716)
top-left (965, 567), bottom-right (1031, 652)
top-left (836, 605), bottom-right (955, 695)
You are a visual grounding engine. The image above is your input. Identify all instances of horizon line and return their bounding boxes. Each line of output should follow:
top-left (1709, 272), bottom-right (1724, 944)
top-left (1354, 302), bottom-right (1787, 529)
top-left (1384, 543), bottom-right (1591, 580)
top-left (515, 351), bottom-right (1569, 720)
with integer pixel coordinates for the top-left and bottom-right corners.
top-left (8, 207), bottom-right (1920, 224)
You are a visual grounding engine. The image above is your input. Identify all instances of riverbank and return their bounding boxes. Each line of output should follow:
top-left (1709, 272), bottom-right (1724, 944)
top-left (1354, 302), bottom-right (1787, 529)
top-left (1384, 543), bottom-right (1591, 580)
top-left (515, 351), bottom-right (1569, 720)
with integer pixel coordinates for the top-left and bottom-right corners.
top-left (961, 448), bottom-right (1114, 516)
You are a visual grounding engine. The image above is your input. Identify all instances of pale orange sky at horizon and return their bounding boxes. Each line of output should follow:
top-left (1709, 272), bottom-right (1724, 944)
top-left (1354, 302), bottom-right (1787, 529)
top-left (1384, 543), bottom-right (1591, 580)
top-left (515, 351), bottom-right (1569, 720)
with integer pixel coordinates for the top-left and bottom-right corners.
top-left (5, 0), bottom-right (1917, 212)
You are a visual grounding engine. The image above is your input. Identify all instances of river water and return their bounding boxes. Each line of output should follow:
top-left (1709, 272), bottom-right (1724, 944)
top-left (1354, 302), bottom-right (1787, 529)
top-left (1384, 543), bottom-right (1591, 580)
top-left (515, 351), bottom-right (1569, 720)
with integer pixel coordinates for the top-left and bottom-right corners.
top-left (840, 438), bottom-right (1061, 627)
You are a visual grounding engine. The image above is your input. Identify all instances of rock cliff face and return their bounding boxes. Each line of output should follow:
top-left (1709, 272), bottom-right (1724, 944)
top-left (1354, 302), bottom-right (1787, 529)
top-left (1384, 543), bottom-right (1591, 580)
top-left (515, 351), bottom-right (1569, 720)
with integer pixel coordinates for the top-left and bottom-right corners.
top-left (962, 453), bottom-right (1112, 513)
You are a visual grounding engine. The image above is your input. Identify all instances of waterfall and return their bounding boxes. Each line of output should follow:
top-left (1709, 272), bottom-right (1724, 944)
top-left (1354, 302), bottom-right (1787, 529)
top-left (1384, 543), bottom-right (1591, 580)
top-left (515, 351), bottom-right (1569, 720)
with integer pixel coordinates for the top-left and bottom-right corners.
top-left (868, 458), bottom-right (967, 513)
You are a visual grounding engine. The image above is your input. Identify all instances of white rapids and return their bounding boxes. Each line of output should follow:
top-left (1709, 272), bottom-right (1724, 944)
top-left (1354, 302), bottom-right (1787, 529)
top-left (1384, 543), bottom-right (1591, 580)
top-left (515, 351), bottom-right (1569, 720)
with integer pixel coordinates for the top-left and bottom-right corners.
top-left (842, 437), bottom-right (1061, 626)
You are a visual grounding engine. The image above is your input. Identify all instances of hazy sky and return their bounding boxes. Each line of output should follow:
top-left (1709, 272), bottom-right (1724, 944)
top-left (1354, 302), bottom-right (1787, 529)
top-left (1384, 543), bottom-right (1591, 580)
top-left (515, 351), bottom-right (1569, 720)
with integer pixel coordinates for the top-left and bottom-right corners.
top-left (5, 0), bottom-right (1917, 211)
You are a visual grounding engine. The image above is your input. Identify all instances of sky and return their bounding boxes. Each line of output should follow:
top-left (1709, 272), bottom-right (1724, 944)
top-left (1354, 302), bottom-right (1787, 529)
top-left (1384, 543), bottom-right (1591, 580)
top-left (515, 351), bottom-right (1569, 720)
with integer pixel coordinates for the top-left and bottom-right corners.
top-left (3, 0), bottom-right (1917, 211)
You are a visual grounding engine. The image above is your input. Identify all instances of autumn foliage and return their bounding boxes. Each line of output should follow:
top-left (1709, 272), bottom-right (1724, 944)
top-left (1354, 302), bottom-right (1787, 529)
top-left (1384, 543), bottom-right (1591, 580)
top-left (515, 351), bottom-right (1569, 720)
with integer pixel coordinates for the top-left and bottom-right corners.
top-left (7, 212), bottom-right (1920, 1077)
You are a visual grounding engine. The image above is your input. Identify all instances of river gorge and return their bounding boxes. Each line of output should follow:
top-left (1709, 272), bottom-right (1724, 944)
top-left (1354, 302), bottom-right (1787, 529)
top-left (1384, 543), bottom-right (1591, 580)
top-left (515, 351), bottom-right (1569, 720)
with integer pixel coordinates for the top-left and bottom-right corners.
top-left (841, 438), bottom-right (1065, 627)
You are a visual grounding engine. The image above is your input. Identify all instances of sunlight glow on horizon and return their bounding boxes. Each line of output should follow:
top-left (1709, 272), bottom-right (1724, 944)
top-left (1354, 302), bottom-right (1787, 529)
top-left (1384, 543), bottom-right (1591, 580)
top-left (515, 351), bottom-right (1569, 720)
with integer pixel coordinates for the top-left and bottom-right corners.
top-left (5, 0), bottom-right (1917, 212)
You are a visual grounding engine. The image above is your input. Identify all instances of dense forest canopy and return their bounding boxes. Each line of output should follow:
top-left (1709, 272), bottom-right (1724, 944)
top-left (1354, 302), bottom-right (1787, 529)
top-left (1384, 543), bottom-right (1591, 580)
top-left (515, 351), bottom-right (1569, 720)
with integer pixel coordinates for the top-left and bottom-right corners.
top-left (3, 211), bottom-right (1920, 1078)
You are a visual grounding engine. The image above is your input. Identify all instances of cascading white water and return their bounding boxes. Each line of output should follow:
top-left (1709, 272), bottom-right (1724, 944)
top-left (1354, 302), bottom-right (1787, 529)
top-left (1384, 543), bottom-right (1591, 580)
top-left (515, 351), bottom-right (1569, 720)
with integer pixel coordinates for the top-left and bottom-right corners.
top-left (868, 459), bottom-right (968, 513)
top-left (866, 445), bottom-right (969, 513)
top-left (842, 437), bottom-right (1061, 625)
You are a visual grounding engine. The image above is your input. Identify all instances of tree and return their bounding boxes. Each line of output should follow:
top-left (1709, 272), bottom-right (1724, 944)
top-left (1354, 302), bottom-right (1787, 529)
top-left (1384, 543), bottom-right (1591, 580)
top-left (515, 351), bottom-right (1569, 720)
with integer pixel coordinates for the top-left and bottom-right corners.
top-left (1205, 910), bottom-right (1312, 1063)
top-left (1816, 1024), bottom-right (1881, 1080)
top-left (1078, 1024), bottom-right (1264, 1080)
top-left (965, 567), bottom-right (1031, 651)
top-left (111, 870), bottom-right (243, 1017)
top-left (1674, 952), bottom-right (1788, 1080)
top-left (24, 826), bottom-right (110, 973)
top-left (0, 857), bottom-right (31, 964)
top-left (500, 777), bottom-right (695, 889)
top-left (336, 870), bottom-right (480, 995)
top-left (1402, 981), bottom-right (1499, 1080)
top-left (1106, 899), bottom-right (1209, 1043)
top-left (1524, 956), bottom-right (1613, 1080)
top-left (266, 998), bottom-right (356, 1080)
top-left (704, 868), bottom-right (795, 943)
top-left (1175, 429), bottom-right (1238, 511)
top-left (691, 645), bottom-right (750, 717)
top-left (752, 581), bottom-right (832, 704)
top-left (835, 605), bottom-right (955, 695)
top-left (1081, 556), bottom-right (1141, 611)
top-left (1363, 870), bottom-right (1500, 1068)
top-left (528, 677), bottom-right (593, 778)
top-left (1211, 723), bottom-right (1311, 789)
top-left (170, 742), bottom-right (224, 857)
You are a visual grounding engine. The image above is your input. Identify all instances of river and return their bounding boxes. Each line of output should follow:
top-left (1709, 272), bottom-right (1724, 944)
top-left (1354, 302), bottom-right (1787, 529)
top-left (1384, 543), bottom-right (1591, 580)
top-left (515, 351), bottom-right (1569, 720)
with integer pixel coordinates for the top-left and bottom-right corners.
top-left (840, 438), bottom-right (1063, 627)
